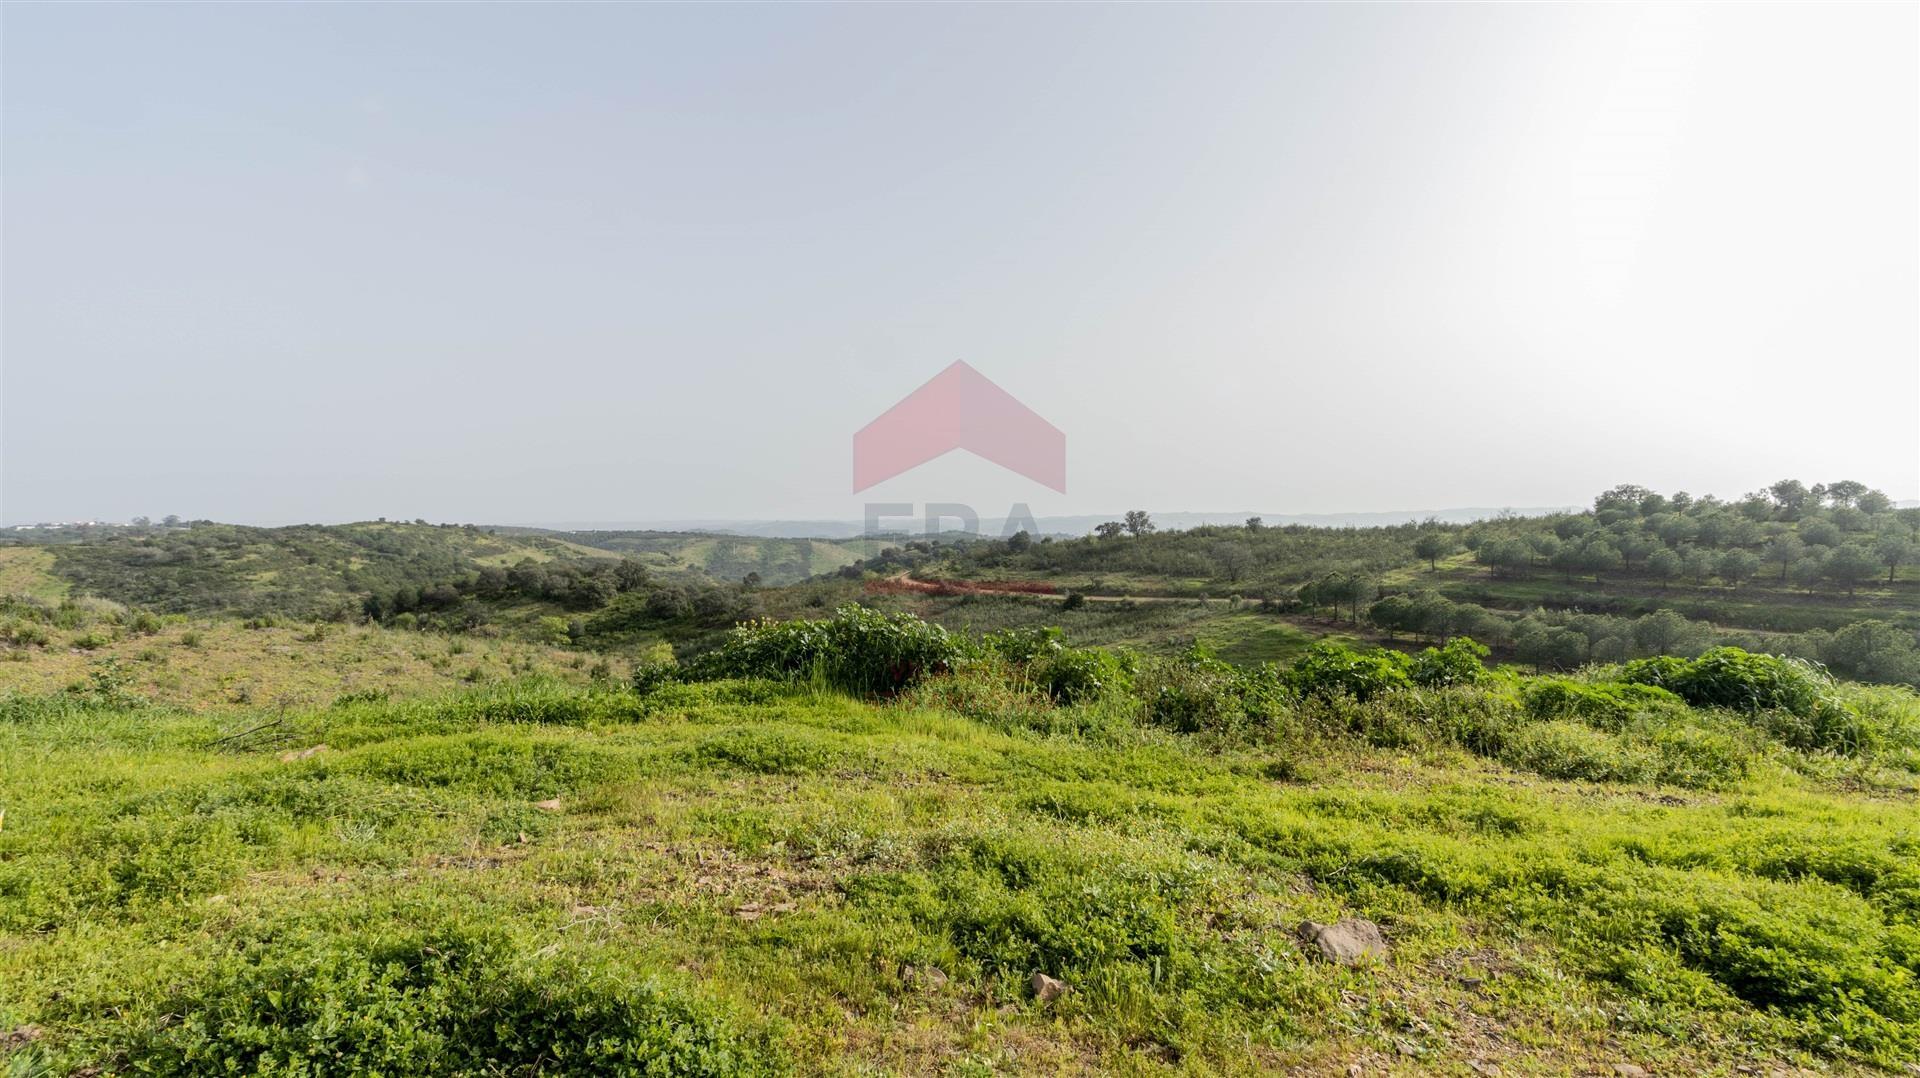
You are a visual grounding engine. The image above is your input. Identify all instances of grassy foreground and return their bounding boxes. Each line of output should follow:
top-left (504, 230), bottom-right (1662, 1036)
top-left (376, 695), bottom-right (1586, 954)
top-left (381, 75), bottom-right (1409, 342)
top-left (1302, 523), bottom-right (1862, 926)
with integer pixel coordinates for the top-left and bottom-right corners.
top-left (3, 669), bottom-right (1918, 1075)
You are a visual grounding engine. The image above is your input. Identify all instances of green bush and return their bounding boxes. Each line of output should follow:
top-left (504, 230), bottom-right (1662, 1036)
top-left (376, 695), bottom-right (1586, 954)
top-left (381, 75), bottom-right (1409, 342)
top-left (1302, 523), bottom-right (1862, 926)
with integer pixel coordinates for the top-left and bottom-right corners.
top-left (1408, 637), bottom-right (1489, 688)
top-left (1286, 642), bottom-right (1411, 702)
top-left (1622, 647), bottom-right (1830, 717)
top-left (1399, 684), bottom-right (1527, 755)
top-left (1504, 720), bottom-right (1657, 783)
top-left (1525, 679), bottom-right (1687, 731)
top-left (1137, 647), bottom-right (1287, 733)
top-left (982, 627), bottom-right (1133, 705)
top-left (122, 914), bottom-right (780, 1075)
top-left (0, 619), bottom-right (51, 647)
top-left (685, 604), bottom-right (965, 695)
top-left (69, 630), bottom-right (112, 651)
top-left (901, 663), bottom-right (1051, 729)
top-left (1639, 717), bottom-right (1753, 789)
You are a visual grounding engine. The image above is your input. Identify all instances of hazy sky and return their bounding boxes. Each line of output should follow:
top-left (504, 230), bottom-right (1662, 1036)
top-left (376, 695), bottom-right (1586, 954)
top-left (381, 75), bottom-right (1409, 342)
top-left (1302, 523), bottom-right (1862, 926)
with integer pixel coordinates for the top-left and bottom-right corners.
top-left (4, 3), bottom-right (1916, 526)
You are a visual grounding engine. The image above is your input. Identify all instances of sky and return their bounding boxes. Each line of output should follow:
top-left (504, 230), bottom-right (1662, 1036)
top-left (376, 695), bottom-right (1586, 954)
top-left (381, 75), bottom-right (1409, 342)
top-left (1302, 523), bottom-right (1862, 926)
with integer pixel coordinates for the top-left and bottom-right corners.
top-left (3, 3), bottom-right (1916, 527)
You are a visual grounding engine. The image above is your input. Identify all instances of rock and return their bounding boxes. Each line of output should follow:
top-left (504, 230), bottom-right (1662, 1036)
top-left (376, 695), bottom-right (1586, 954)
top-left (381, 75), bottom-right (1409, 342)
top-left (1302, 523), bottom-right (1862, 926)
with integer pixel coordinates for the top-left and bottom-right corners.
top-left (1297, 918), bottom-right (1391, 964)
top-left (1613, 1066), bottom-right (1649, 1078)
top-left (1467, 1060), bottom-right (1501, 1076)
top-left (278, 744), bottom-right (329, 762)
top-left (904, 965), bottom-right (950, 990)
top-left (534, 798), bottom-right (563, 811)
top-left (1029, 972), bottom-right (1067, 1002)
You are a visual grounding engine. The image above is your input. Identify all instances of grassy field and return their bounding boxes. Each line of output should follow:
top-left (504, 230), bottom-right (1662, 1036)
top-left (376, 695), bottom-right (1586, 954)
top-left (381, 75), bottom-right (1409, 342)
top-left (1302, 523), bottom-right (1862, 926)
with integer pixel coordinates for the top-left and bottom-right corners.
top-left (540, 532), bottom-right (880, 587)
top-left (0, 619), bottom-right (625, 711)
top-left (3, 671), bottom-right (1917, 1076)
top-left (0, 548), bottom-right (67, 602)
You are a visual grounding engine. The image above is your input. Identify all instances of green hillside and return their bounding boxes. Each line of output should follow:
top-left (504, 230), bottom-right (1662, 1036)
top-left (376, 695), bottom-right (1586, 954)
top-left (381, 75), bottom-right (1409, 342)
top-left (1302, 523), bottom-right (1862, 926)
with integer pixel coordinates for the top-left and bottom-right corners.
top-left (540, 530), bottom-right (878, 586)
top-left (912, 481), bottom-right (1920, 689)
top-left (4, 607), bottom-right (1918, 1074)
top-left (9, 522), bottom-right (618, 620)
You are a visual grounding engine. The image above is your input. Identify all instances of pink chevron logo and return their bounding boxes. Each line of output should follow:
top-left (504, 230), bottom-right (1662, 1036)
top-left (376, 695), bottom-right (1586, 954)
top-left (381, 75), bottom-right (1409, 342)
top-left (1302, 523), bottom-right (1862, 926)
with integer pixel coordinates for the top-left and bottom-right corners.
top-left (853, 361), bottom-right (1066, 494)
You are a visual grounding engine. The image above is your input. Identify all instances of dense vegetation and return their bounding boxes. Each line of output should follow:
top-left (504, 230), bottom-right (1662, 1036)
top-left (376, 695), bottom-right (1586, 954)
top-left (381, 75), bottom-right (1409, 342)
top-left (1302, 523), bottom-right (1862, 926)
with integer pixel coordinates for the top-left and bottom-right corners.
top-left (914, 479), bottom-right (1920, 689)
top-left (34, 522), bottom-right (611, 620)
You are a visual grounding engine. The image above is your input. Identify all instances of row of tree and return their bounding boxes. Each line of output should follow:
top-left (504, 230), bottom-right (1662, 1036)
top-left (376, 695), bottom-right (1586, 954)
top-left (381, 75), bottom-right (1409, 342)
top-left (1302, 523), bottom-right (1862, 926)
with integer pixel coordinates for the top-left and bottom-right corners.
top-left (361, 557), bottom-right (655, 620)
top-left (1466, 530), bottom-right (1911, 594)
top-left (1362, 587), bottom-right (1919, 686)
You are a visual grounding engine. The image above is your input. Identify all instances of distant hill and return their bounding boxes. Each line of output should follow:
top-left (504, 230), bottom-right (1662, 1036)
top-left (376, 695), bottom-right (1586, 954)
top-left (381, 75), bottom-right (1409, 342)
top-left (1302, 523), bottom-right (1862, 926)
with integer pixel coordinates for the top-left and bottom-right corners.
top-left (526, 507), bottom-right (1580, 540)
top-left (495, 529), bottom-right (883, 586)
top-left (5, 521), bottom-right (618, 619)
top-left (0, 522), bottom-right (918, 621)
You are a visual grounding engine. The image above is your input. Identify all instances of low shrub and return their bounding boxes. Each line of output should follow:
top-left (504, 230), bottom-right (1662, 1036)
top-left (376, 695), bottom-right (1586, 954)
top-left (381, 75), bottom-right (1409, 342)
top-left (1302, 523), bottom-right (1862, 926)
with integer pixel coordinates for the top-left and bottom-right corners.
top-left (982, 627), bottom-right (1134, 705)
top-left (1525, 679), bottom-right (1687, 731)
top-left (1618, 648), bottom-right (1885, 755)
top-left (685, 604), bottom-right (965, 695)
top-left (120, 912), bottom-right (780, 1076)
top-left (1286, 641), bottom-right (1411, 702)
top-left (1622, 647), bottom-right (1831, 718)
top-left (900, 663), bottom-right (1055, 732)
top-left (1137, 647), bottom-right (1287, 733)
top-left (1504, 720), bottom-right (1660, 784)
top-left (69, 630), bottom-right (112, 651)
top-left (1399, 684), bottom-right (1527, 755)
top-left (1408, 637), bottom-right (1490, 688)
top-left (1, 618), bottom-right (52, 647)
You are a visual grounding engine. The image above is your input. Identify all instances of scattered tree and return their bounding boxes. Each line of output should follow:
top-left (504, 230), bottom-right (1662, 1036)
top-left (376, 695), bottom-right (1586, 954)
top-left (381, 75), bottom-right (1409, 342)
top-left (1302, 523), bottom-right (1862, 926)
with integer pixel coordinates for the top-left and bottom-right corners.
top-left (1413, 533), bottom-right (1453, 570)
top-left (1825, 480), bottom-right (1868, 508)
top-left (1716, 549), bottom-right (1759, 588)
top-left (1765, 535), bottom-right (1805, 583)
top-left (1877, 531), bottom-right (1917, 584)
top-left (1823, 544), bottom-right (1879, 597)
top-left (1768, 479), bottom-right (1811, 517)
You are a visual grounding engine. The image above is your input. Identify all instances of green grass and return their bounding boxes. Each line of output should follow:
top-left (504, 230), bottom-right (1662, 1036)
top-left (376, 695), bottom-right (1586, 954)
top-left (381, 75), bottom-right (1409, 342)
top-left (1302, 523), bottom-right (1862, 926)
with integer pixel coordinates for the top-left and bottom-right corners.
top-left (1191, 611), bottom-right (1349, 665)
top-left (4, 675), bottom-right (1917, 1075)
top-left (0, 618), bottom-right (626, 710)
top-left (542, 532), bottom-right (877, 587)
top-left (0, 548), bottom-right (68, 602)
